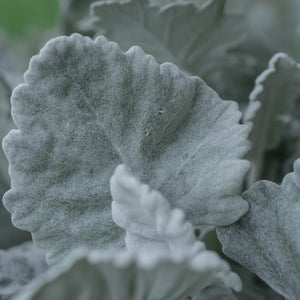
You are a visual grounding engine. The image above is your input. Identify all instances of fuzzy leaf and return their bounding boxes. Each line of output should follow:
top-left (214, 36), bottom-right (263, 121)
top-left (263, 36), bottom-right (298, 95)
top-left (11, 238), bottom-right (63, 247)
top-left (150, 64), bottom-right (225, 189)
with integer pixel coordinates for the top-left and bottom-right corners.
top-left (217, 158), bottom-right (300, 300)
top-left (92, 0), bottom-right (256, 102)
top-left (16, 250), bottom-right (242, 300)
top-left (0, 242), bottom-right (47, 299)
top-left (3, 33), bottom-right (250, 265)
top-left (244, 53), bottom-right (300, 185)
top-left (111, 164), bottom-right (206, 253)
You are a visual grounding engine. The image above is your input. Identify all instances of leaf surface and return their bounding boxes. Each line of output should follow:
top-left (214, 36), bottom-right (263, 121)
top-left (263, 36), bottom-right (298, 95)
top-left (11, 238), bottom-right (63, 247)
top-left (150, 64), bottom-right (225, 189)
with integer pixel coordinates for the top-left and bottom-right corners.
top-left (217, 158), bottom-right (300, 300)
top-left (3, 33), bottom-right (250, 265)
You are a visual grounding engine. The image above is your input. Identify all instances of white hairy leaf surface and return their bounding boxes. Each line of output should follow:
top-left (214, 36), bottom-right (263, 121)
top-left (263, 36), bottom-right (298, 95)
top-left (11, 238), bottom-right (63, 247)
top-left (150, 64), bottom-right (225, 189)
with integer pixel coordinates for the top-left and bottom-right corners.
top-left (3, 33), bottom-right (250, 265)
top-left (16, 250), bottom-right (242, 300)
top-left (217, 158), bottom-right (300, 300)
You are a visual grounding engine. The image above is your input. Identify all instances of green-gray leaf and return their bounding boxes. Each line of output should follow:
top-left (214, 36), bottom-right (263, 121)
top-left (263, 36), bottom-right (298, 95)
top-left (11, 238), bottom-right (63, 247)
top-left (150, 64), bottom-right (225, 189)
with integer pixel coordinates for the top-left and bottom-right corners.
top-left (16, 250), bottom-right (242, 300)
top-left (244, 53), bottom-right (300, 185)
top-left (3, 33), bottom-right (250, 265)
top-left (92, 0), bottom-right (255, 102)
top-left (217, 158), bottom-right (300, 300)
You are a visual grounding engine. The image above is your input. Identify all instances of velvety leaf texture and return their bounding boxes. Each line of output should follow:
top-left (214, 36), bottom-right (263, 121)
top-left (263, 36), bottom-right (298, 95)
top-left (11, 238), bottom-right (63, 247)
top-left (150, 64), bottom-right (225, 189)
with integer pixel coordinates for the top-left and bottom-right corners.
top-left (92, 0), bottom-right (256, 102)
top-left (217, 158), bottom-right (300, 300)
top-left (244, 53), bottom-right (300, 185)
top-left (16, 250), bottom-right (241, 300)
top-left (3, 33), bottom-right (250, 265)
top-left (111, 164), bottom-right (206, 253)
top-left (0, 242), bottom-right (47, 300)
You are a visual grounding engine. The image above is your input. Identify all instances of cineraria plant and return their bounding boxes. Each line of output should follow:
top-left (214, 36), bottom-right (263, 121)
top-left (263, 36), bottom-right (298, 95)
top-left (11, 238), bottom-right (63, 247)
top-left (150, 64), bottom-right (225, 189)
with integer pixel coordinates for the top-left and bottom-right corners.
top-left (1, 0), bottom-right (300, 299)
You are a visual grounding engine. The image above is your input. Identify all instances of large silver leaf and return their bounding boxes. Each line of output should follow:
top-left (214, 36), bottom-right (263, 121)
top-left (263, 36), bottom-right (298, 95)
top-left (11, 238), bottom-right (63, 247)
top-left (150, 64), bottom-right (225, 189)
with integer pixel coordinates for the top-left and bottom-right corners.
top-left (92, 0), bottom-right (256, 102)
top-left (217, 158), bottom-right (300, 300)
top-left (16, 250), bottom-right (242, 300)
top-left (0, 242), bottom-right (47, 300)
top-left (244, 53), bottom-right (300, 185)
top-left (3, 33), bottom-right (250, 265)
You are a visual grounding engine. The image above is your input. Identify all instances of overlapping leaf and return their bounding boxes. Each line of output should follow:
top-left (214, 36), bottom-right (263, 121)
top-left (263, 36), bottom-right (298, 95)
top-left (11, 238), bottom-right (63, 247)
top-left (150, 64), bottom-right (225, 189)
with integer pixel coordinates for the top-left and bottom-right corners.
top-left (0, 242), bottom-right (47, 299)
top-left (92, 0), bottom-right (256, 102)
top-left (16, 250), bottom-right (242, 300)
top-left (3, 33), bottom-right (250, 265)
top-left (217, 158), bottom-right (300, 300)
top-left (244, 53), bottom-right (300, 185)
top-left (111, 164), bottom-right (206, 253)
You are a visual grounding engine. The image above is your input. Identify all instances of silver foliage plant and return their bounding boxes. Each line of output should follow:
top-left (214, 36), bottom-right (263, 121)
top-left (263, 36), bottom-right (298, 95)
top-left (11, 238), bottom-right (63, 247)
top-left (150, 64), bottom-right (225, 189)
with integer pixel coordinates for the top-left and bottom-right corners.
top-left (1, 0), bottom-right (300, 299)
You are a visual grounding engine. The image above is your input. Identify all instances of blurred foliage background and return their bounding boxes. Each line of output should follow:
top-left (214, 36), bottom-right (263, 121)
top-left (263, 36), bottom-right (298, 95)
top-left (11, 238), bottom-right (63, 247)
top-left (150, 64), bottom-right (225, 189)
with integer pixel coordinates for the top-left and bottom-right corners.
top-left (0, 0), bottom-right (59, 37)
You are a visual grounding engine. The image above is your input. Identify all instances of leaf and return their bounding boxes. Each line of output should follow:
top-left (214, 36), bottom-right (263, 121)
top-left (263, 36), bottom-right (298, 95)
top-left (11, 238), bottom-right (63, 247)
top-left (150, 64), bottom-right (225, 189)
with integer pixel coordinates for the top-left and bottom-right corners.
top-left (92, 0), bottom-right (256, 102)
top-left (0, 242), bottom-right (47, 300)
top-left (217, 158), bottom-right (300, 300)
top-left (3, 33), bottom-right (250, 265)
top-left (244, 53), bottom-right (300, 185)
top-left (16, 250), bottom-right (242, 300)
top-left (110, 164), bottom-right (206, 253)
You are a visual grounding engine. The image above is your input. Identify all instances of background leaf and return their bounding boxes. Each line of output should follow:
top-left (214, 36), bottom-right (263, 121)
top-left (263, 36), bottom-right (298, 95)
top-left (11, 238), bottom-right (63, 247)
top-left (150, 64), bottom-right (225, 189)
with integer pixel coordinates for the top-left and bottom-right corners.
top-left (244, 53), bottom-right (300, 185)
top-left (92, 0), bottom-right (256, 102)
top-left (217, 158), bottom-right (300, 300)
